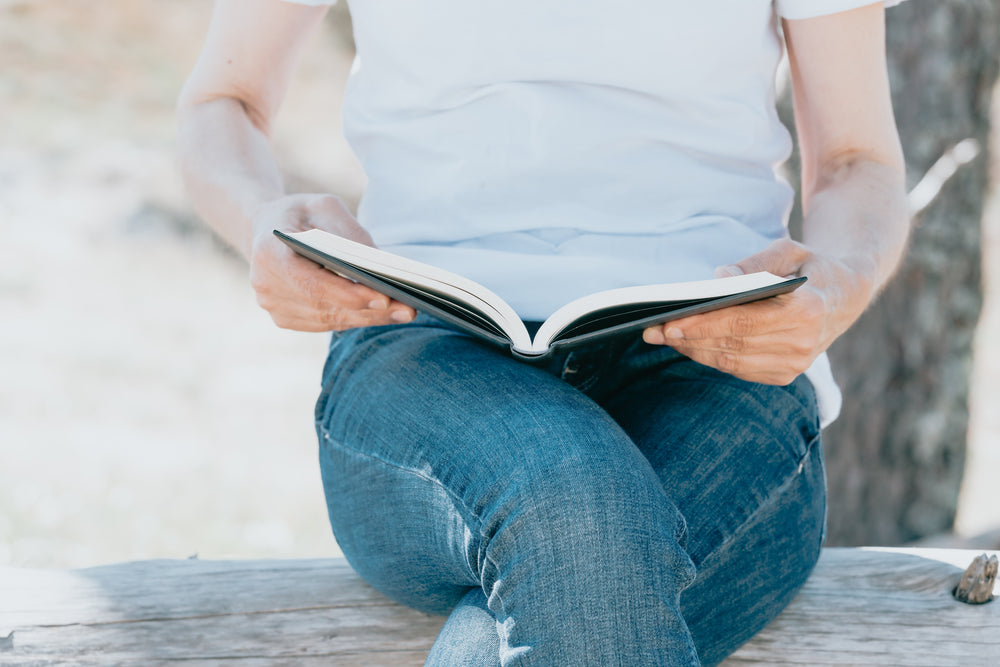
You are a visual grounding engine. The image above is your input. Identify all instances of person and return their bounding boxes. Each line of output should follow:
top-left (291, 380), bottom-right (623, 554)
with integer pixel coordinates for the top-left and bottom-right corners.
top-left (177, 0), bottom-right (910, 664)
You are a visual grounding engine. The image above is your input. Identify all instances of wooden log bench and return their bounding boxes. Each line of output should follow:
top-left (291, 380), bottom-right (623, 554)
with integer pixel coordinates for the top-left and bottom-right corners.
top-left (1, 547), bottom-right (996, 666)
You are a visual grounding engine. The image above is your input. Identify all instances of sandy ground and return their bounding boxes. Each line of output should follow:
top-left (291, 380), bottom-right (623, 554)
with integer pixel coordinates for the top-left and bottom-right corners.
top-left (1, 0), bottom-right (998, 569)
top-left (1, 0), bottom-right (362, 567)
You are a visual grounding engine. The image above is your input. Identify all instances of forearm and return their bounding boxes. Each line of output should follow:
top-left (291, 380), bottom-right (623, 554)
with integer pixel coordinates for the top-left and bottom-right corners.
top-left (173, 1), bottom-right (411, 331)
top-left (177, 97), bottom-right (285, 260)
top-left (799, 156), bottom-right (910, 316)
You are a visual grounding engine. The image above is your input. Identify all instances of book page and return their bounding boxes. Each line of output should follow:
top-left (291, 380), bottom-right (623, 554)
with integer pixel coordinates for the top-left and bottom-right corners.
top-left (531, 272), bottom-right (789, 353)
top-left (288, 230), bottom-right (531, 350)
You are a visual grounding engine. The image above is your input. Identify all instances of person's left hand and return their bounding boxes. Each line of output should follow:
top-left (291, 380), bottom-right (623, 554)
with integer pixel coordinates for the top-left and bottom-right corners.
top-left (642, 238), bottom-right (875, 385)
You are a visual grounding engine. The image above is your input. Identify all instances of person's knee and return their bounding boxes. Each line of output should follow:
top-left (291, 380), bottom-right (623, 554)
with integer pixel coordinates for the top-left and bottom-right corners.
top-left (471, 445), bottom-right (699, 664)
top-left (475, 432), bottom-right (696, 591)
top-left (681, 439), bottom-right (825, 666)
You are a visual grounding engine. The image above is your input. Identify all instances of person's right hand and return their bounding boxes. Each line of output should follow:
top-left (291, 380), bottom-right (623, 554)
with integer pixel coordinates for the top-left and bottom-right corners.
top-left (248, 194), bottom-right (416, 331)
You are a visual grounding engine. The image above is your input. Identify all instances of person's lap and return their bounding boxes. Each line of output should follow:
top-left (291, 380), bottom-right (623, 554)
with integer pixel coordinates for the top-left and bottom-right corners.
top-left (314, 314), bottom-right (825, 666)
top-left (602, 346), bottom-right (825, 665)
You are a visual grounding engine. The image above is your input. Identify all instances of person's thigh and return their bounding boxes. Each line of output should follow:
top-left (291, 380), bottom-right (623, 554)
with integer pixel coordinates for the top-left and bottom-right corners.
top-left (316, 317), bottom-right (698, 665)
top-left (602, 345), bottom-right (826, 667)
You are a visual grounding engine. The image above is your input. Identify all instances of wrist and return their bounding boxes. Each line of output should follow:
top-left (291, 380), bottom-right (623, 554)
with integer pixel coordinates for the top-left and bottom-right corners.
top-left (807, 253), bottom-right (879, 336)
top-left (248, 195), bottom-right (308, 249)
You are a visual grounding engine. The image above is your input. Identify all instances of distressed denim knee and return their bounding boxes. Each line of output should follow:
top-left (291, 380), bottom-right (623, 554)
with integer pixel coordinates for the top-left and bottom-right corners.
top-left (472, 426), bottom-right (699, 666)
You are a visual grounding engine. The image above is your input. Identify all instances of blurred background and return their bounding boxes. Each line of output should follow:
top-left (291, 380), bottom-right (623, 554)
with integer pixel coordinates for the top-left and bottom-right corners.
top-left (1, 0), bottom-right (998, 569)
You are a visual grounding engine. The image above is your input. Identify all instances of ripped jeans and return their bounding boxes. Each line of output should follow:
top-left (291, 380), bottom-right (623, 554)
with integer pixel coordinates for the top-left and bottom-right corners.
top-left (314, 314), bottom-right (826, 666)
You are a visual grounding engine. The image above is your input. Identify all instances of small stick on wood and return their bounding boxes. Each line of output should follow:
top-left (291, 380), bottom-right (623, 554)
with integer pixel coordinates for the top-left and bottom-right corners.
top-left (953, 553), bottom-right (998, 604)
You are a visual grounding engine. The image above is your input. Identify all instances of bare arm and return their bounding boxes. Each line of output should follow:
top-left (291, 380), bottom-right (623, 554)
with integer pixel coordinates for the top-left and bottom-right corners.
top-left (788, 3), bottom-right (908, 294)
top-left (644, 3), bottom-right (910, 385)
top-left (178, 0), bottom-right (414, 330)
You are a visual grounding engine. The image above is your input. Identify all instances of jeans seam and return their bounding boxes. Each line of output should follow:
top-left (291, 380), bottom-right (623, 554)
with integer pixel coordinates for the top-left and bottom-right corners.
top-left (664, 375), bottom-right (821, 450)
top-left (707, 431), bottom-right (823, 559)
top-left (318, 425), bottom-right (484, 584)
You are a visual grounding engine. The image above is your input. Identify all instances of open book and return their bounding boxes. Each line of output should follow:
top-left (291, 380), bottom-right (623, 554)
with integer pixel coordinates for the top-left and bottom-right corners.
top-left (275, 229), bottom-right (806, 360)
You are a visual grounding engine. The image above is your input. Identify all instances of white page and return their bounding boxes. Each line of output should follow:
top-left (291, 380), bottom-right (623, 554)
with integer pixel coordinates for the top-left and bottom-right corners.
top-left (531, 272), bottom-right (788, 353)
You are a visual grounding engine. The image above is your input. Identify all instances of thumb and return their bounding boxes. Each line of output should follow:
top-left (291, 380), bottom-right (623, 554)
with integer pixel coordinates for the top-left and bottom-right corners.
top-left (300, 196), bottom-right (377, 248)
top-left (714, 239), bottom-right (810, 279)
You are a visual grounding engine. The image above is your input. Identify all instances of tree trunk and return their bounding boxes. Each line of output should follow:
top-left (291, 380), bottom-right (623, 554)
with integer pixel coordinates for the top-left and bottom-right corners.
top-left (818, 0), bottom-right (1000, 545)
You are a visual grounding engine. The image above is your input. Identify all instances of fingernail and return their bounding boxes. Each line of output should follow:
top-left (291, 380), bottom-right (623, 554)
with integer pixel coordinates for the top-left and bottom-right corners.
top-left (643, 328), bottom-right (665, 345)
top-left (368, 299), bottom-right (388, 310)
top-left (665, 327), bottom-right (684, 340)
top-left (391, 309), bottom-right (414, 323)
top-left (717, 264), bottom-right (744, 277)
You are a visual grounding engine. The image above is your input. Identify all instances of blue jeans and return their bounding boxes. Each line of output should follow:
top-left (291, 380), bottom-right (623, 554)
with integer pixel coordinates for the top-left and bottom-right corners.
top-left (314, 314), bottom-right (826, 666)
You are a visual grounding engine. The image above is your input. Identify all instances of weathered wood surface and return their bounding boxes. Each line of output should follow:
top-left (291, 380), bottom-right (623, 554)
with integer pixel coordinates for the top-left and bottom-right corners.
top-left (0, 548), bottom-right (997, 666)
top-left (0, 558), bottom-right (444, 666)
top-left (723, 548), bottom-right (999, 666)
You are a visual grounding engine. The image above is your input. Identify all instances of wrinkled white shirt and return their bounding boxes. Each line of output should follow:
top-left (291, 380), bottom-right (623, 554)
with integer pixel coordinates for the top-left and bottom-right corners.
top-left (281, 0), bottom-right (907, 425)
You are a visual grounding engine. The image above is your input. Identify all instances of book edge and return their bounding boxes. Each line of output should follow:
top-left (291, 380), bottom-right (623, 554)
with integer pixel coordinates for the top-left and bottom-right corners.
top-left (281, 229), bottom-right (532, 350)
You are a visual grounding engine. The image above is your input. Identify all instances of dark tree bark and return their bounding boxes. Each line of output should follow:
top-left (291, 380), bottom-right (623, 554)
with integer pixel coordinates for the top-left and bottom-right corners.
top-left (813, 0), bottom-right (1000, 545)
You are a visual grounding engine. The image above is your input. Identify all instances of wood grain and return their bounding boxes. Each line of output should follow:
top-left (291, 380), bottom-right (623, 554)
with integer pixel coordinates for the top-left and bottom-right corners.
top-left (1, 548), bottom-right (996, 666)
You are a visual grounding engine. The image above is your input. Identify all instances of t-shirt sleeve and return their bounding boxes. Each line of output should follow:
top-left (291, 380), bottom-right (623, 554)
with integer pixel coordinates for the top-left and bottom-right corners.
top-left (776, 0), bottom-right (908, 20)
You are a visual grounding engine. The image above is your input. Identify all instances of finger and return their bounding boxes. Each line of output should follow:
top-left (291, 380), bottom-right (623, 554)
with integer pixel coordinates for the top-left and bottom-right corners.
top-left (320, 305), bottom-right (415, 328)
top-left (284, 250), bottom-right (408, 311)
top-left (666, 346), bottom-right (813, 386)
top-left (290, 260), bottom-right (384, 310)
top-left (256, 253), bottom-right (417, 326)
top-left (715, 238), bottom-right (811, 278)
top-left (664, 329), bottom-right (810, 358)
top-left (327, 304), bottom-right (416, 329)
top-left (661, 285), bottom-right (825, 343)
top-left (271, 304), bottom-right (416, 332)
top-left (644, 297), bottom-right (797, 343)
top-left (317, 277), bottom-right (416, 318)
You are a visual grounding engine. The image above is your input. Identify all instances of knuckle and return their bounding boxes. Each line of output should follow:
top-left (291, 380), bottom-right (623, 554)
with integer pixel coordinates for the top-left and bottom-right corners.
top-left (722, 336), bottom-right (748, 353)
top-left (250, 279), bottom-right (271, 301)
top-left (248, 264), bottom-right (270, 294)
top-left (782, 357), bottom-right (810, 381)
top-left (794, 355), bottom-right (815, 375)
top-left (310, 195), bottom-right (347, 217)
top-left (280, 201), bottom-right (308, 226)
top-left (807, 329), bottom-right (824, 352)
top-left (299, 273), bottom-right (328, 305)
top-left (791, 343), bottom-right (813, 361)
top-left (778, 238), bottom-right (806, 257)
top-left (270, 312), bottom-right (294, 330)
top-left (252, 285), bottom-right (278, 311)
top-left (324, 307), bottom-right (371, 331)
top-left (715, 352), bottom-right (741, 374)
top-left (730, 311), bottom-right (756, 337)
top-left (802, 290), bottom-right (826, 316)
top-left (777, 370), bottom-right (799, 385)
top-left (310, 291), bottom-right (329, 314)
top-left (320, 308), bottom-right (345, 329)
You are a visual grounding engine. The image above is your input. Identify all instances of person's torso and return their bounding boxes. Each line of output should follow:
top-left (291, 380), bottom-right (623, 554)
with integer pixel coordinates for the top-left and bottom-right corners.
top-left (343, 0), bottom-right (791, 318)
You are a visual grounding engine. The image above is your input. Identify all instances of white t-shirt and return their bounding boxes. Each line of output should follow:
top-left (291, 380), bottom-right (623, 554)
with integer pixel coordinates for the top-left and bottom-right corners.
top-left (282, 0), bottom-right (906, 426)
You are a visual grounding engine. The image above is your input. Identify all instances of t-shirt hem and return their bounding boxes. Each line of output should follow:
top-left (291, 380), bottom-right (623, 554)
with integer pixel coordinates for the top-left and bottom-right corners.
top-left (776, 0), bottom-right (907, 20)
